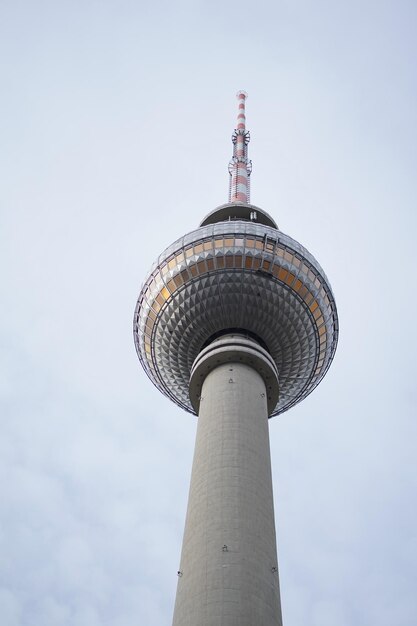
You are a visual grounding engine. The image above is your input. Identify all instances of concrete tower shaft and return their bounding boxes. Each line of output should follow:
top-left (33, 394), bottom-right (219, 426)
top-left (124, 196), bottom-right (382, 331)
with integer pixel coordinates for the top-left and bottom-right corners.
top-left (173, 335), bottom-right (282, 626)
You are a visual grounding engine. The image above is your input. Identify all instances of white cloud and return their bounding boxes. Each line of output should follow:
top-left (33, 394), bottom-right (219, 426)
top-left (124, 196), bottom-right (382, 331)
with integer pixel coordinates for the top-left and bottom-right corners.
top-left (0, 0), bottom-right (416, 624)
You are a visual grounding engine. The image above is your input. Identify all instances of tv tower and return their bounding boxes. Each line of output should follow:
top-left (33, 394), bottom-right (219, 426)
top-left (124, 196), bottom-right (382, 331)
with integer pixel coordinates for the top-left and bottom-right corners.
top-left (134, 92), bottom-right (338, 626)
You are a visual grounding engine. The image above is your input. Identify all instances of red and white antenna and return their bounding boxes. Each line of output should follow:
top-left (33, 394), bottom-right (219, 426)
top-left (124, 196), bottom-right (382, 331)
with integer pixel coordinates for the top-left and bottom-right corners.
top-left (228, 90), bottom-right (252, 203)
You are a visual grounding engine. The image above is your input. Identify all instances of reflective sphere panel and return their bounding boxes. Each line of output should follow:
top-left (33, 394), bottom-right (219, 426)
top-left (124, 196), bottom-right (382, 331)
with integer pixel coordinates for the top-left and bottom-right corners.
top-left (134, 220), bottom-right (338, 416)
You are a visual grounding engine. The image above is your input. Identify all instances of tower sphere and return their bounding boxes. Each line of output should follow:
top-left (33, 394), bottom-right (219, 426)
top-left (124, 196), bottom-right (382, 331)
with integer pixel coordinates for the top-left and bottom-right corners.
top-left (133, 197), bottom-right (338, 416)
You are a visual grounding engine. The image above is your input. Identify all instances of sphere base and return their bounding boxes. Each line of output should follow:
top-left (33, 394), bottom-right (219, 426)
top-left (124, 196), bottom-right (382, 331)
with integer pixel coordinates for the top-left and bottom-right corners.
top-left (189, 333), bottom-right (279, 417)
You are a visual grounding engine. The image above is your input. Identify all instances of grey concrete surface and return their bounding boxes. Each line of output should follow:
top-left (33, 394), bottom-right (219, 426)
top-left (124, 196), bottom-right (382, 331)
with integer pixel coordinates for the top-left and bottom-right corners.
top-left (172, 341), bottom-right (283, 626)
top-left (189, 334), bottom-right (279, 416)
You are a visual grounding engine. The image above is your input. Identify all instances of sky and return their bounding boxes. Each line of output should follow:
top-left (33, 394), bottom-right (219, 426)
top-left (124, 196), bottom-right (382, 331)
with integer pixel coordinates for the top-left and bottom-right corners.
top-left (1, 0), bottom-right (416, 624)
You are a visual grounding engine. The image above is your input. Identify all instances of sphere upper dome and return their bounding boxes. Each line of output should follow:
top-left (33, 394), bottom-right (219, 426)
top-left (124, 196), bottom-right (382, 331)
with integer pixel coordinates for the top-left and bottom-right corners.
top-left (134, 206), bottom-right (338, 416)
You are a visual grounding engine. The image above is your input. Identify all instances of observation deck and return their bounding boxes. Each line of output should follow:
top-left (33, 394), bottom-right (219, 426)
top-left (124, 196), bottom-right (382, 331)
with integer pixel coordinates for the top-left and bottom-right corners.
top-left (133, 202), bottom-right (338, 417)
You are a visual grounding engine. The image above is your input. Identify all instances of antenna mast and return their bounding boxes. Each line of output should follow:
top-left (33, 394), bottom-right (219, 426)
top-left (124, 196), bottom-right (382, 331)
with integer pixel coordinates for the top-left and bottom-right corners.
top-left (228, 90), bottom-right (252, 203)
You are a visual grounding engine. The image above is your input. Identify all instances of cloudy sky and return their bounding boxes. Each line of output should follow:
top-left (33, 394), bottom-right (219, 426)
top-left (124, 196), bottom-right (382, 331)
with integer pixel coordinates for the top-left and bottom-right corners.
top-left (1, 1), bottom-right (416, 624)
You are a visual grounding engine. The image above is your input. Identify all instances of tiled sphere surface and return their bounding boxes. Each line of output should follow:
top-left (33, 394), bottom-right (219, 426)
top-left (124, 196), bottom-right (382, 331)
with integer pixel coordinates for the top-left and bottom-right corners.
top-left (134, 212), bottom-right (338, 417)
